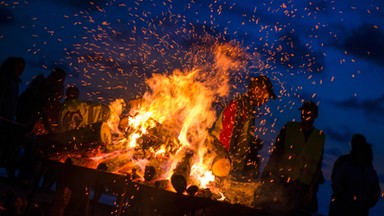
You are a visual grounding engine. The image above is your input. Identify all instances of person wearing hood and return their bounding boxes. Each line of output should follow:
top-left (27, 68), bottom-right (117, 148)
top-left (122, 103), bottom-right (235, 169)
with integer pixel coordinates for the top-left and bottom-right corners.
top-left (328, 133), bottom-right (381, 216)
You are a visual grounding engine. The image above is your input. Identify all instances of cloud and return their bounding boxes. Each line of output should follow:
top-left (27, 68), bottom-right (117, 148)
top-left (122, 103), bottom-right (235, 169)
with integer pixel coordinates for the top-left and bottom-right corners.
top-left (337, 23), bottom-right (384, 66)
top-left (332, 95), bottom-right (384, 124)
top-left (323, 127), bottom-right (353, 144)
top-left (322, 127), bottom-right (353, 158)
top-left (326, 147), bottom-right (344, 159)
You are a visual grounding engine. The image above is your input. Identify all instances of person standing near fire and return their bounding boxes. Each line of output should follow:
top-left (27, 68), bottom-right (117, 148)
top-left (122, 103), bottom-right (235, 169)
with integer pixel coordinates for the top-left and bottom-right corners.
top-left (13, 68), bottom-right (67, 184)
top-left (0, 57), bottom-right (25, 123)
top-left (0, 57), bottom-right (25, 173)
top-left (16, 67), bottom-right (67, 134)
top-left (328, 133), bottom-right (381, 216)
top-left (255, 100), bottom-right (325, 216)
top-left (211, 75), bottom-right (276, 181)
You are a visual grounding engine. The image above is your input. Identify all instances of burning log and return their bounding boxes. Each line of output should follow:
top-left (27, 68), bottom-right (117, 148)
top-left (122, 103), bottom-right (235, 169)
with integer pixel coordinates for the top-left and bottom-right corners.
top-left (206, 135), bottom-right (231, 177)
top-left (132, 121), bottom-right (182, 156)
top-left (144, 165), bottom-right (156, 182)
top-left (186, 185), bottom-right (199, 196)
top-left (171, 150), bottom-right (194, 193)
top-left (35, 121), bottom-right (111, 153)
top-left (35, 100), bottom-right (113, 154)
top-left (95, 153), bottom-right (133, 174)
top-left (211, 155), bottom-right (231, 177)
top-left (171, 174), bottom-right (188, 194)
top-left (154, 179), bottom-right (170, 190)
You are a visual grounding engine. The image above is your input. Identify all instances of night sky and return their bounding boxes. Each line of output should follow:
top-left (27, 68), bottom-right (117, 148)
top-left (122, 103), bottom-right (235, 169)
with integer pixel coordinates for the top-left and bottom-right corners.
top-left (1, 0), bottom-right (384, 215)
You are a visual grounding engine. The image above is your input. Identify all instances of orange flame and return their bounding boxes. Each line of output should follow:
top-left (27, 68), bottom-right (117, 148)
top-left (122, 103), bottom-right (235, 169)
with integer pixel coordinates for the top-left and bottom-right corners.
top-left (108, 42), bottom-right (247, 190)
top-left (107, 98), bottom-right (125, 134)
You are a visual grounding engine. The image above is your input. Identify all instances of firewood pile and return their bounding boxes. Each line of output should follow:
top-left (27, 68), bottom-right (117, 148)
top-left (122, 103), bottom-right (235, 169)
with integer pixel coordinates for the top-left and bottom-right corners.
top-left (34, 120), bottom-right (261, 212)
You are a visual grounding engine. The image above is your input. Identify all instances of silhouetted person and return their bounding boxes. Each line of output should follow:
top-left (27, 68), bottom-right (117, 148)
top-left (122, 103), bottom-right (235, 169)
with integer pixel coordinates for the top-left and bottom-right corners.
top-left (211, 75), bottom-right (276, 181)
top-left (328, 134), bottom-right (381, 216)
top-left (16, 67), bottom-right (67, 134)
top-left (255, 100), bottom-right (326, 216)
top-left (0, 57), bottom-right (25, 121)
top-left (14, 68), bottom-right (66, 185)
top-left (0, 57), bottom-right (25, 175)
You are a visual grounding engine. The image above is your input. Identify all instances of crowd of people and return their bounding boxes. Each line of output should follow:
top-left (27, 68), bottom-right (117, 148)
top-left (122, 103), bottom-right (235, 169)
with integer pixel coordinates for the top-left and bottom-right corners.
top-left (0, 56), bottom-right (382, 215)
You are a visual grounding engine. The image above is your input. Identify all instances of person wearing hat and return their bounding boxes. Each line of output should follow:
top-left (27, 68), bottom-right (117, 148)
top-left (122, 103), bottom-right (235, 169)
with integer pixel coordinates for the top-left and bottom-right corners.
top-left (210, 75), bottom-right (276, 181)
top-left (255, 100), bottom-right (326, 216)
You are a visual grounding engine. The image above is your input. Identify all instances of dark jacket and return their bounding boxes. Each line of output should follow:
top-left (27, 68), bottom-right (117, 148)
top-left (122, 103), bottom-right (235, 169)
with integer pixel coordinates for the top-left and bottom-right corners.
top-left (329, 154), bottom-right (381, 216)
top-left (0, 70), bottom-right (21, 120)
top-left (16, 74), bottom-right (45, 131)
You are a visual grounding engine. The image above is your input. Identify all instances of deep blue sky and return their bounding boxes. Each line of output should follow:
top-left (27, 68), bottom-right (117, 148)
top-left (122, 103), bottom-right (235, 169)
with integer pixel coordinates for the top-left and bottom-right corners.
top-left (1, 1), bottom-right (384, 215)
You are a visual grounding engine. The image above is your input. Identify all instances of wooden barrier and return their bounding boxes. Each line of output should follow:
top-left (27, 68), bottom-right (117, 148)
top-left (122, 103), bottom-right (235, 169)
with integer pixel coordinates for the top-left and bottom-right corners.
top-left (24, 157), bottom-right (265, 216)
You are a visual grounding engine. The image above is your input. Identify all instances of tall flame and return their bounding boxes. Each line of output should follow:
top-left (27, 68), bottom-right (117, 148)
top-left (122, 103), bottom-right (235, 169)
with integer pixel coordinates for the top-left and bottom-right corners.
top-left (115, 42), bottom-right (247, 188)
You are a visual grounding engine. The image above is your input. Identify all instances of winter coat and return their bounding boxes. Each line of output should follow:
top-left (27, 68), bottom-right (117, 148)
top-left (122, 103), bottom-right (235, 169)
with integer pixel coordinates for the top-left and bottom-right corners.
top-left (329, 154), bottom-right (381, 216)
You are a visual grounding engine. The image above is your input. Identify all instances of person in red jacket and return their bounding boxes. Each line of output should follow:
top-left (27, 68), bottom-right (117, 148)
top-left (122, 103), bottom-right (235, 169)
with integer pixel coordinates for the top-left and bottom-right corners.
top-left (211, 75), bottom-right (276, 181)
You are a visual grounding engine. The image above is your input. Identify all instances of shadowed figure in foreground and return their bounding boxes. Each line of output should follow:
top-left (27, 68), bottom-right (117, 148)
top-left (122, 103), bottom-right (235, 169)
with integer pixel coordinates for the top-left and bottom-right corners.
top-left (11, 68), bottom-right (67, 185)
top-left (0, 57), bottom-right (26, 178)
top-left (17, 67), bottom-right (67, 135)
top-left (328, 133), bottom-right (381, 216)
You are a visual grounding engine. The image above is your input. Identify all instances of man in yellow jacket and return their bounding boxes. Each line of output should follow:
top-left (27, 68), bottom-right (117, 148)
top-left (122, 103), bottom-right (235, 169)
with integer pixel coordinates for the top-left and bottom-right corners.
top-left (255, 100), bottom-right (326, 216)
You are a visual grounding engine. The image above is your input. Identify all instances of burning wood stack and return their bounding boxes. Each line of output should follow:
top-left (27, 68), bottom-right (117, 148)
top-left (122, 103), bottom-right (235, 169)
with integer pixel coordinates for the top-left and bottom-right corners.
top-left (33, 43), bottom-right (263, 211)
